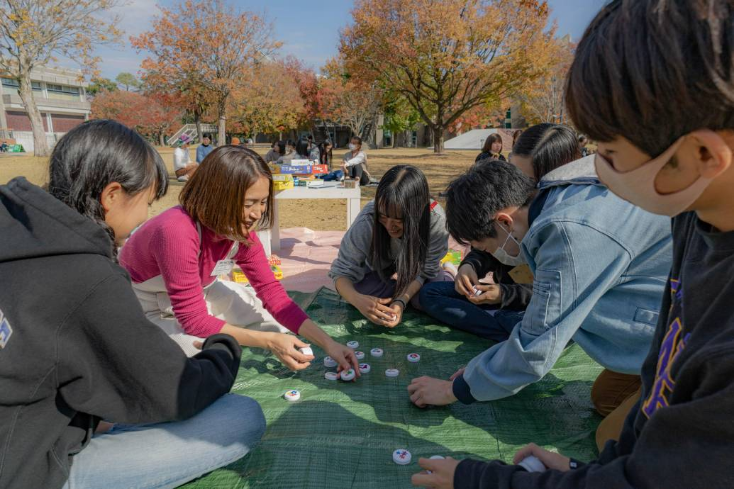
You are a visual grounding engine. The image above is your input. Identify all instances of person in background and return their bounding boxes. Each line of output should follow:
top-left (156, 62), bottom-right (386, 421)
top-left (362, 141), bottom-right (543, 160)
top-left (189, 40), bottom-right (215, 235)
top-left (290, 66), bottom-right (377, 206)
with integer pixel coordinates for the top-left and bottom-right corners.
top-left (416, 1), bottom-right (734, 487)
top-left (0, 120), bottom-right (264, 489)
top-left (293, 137), bottom-right (311, 160)
top-left (264, 141), bottom-right (281, 163)
top-left (419, 124), bottom-right (581, 340)
top-left (318, 140), bottom-right (333, 168)
top-left (231, 137), bottom-right (241, 146)
top-left (309, 140), bottom-right (321, 162)
top-left (475, 133), bottom-right (506, 163)
top-left (330, 165), bottom-right (450, 327)
top-left (244, 138), bottom-right (254, 149)
top-left (196, 133), bottom-right (215, 163)
top-left (276, 139), bottom-right (296, 164)
top-left (173, 138), bottom-right (198, 182)
top-left (341, 136), bottom-right (370, 186)
top-left (510, 123), bottom-right (582, 182)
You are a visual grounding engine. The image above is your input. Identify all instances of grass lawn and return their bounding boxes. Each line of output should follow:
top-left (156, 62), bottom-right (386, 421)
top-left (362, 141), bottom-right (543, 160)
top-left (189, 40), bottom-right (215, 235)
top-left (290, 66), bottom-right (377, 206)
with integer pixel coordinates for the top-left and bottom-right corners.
top-left (0, 146), bottom-right (478, 230)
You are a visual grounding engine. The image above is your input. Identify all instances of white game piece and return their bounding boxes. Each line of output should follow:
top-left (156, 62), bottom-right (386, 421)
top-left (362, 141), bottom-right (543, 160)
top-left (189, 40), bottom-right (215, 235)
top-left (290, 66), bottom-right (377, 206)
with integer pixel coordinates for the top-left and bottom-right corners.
top-left (370, 348), bottom-right (384, 358)
top-left (347, 340), bottom-right (359, 349)
top-left (359, 363), bottom-right (371, 374)
top-left (518, 455), bottom-right (547, 473)
top-left (283, 390), bottom-right (301, 402)
top-left (407, 353), bottom-right (421, 363)
top-left (385, 368), bottom-right (400, 377)
top-left (427, 455), bottom-right (445, 474)
top-left (393, 449), bottom-right (412, 465)
top-left (355, 351), bottom-right (365, 360)
top-left (340, 368), bottom-right (356, 381)
top-left (324, 371), bottom-right (339, 381)
top-left (299, 346), bottom-right (313, 357)
top-left (324, 356), bottom-right (337, 368)
top-left (473, 286), bottom-right (483, 297)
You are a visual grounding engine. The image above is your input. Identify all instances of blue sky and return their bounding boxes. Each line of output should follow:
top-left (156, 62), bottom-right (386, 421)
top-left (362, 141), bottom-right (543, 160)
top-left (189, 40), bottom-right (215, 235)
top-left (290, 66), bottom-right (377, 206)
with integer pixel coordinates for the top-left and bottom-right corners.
top-left (96, 0), bottom-right (609, 80)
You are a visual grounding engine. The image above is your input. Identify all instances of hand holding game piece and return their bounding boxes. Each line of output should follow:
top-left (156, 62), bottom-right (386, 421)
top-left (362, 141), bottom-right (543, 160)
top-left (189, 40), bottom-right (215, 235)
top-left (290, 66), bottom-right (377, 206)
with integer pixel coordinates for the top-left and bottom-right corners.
top-left (324, 339), bottom-right (360, 377)
top-left (353, 294), bottom-right (396, 326)
top-left (408, 376), bottom-right (458, 407)
top-left (411, 457), bottom-right (461, 489)
top-left (383, 299), bottom-right (405, 328)
top-left (455, 264), bottom-right (479, 297)
top-left (468, 284), bottom-right (502, 305)
top-left (518, 455), bottom-right (547, 473)
top-left (267, 334), bottom-right (314, 371)
top-left (512, 443), bottom-right (571, 472)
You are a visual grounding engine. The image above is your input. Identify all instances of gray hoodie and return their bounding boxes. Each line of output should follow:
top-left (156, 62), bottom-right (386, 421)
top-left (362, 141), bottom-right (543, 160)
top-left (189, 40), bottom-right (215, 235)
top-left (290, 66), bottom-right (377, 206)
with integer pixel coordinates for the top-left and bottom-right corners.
top-left (329, 200), bottom-right (449, 286)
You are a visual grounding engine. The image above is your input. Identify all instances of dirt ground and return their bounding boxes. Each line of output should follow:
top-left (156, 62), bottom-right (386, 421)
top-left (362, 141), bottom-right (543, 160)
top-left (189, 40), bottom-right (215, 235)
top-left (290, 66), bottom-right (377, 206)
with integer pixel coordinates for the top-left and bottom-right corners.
top-left (0, 146), bottom-right (477, 231)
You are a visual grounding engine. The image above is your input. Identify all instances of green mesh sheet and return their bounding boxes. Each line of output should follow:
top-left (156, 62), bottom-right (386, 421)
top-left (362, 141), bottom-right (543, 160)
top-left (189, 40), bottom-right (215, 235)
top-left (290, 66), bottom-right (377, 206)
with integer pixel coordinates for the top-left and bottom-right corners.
top-left (183, 287), bottom-right (603, 489)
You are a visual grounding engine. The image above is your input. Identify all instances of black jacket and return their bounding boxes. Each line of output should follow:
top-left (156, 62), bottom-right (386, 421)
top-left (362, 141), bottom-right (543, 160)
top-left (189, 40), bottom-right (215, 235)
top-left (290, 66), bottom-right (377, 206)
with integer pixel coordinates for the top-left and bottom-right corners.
top-left (0, 178), bottom-right (242, 489)
top-left (454, 212), bottom-right (734, 488)
top-left (460, 250), bottom-right (532, 310)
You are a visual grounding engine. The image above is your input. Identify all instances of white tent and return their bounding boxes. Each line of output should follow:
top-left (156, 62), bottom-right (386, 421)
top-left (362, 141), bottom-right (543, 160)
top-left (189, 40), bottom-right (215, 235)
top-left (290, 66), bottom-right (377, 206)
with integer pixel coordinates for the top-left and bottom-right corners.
top-left (444, 129), bottom-right (500, 150)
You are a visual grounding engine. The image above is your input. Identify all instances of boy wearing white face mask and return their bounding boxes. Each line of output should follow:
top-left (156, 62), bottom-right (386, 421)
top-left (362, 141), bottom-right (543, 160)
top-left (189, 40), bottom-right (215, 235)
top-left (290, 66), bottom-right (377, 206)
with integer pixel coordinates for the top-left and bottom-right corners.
top-left (341, 136), bottom-right (370, 185)
top-left (408, 160), bottom-right (672, 450)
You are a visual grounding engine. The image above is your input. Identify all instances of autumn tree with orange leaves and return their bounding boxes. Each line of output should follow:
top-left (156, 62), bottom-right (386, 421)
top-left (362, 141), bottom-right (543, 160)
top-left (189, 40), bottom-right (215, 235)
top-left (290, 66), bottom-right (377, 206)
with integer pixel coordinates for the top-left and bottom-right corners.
top-left (132, 0), bottom-right (280, 145)
top-left (228, 61), bottom-right (306, 141)
top-left (0, 0), bottom-right (122, 156)
top-left (340, 0), bottom-right (555, 153)
top-left (91, 90), bottom-right (181, 145)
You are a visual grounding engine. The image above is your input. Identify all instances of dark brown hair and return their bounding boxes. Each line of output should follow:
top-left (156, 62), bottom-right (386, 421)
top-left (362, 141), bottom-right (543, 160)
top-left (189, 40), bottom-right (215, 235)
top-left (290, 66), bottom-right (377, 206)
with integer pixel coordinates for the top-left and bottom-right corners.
top-left (179, 145), bottom-right (273, 243)
top-left (566, 0), bottom-right (734, 157)
top-left (482, 133), bottom-right (503, 154)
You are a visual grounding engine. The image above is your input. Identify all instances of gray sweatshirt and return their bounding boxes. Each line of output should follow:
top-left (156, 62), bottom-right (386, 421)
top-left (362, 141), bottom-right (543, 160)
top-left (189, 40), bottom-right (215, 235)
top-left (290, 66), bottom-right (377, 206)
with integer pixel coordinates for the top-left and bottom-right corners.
top-left (329, 200), bottom-right (449, 286)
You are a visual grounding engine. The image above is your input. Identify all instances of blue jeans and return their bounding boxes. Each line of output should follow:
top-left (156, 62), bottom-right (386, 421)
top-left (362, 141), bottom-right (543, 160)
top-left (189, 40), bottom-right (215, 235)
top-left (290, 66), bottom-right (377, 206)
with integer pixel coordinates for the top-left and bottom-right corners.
top-left (354, 270), bottom-right (454, 311)
top-left (63, 394), bottom-right (266, 489)
top-left (419, 281), bottom-right (524, 342)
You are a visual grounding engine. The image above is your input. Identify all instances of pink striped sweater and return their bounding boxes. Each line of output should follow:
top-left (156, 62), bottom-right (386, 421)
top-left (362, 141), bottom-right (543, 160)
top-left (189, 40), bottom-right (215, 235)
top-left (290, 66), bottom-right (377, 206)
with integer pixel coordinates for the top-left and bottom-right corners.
top-left (119, 206), bottom-right (308, 337)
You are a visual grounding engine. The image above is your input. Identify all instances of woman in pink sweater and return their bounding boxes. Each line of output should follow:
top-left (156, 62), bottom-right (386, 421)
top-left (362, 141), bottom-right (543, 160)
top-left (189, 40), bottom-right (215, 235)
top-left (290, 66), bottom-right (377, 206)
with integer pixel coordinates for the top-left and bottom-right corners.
top-left (120, 146), bottom-right (358, 373)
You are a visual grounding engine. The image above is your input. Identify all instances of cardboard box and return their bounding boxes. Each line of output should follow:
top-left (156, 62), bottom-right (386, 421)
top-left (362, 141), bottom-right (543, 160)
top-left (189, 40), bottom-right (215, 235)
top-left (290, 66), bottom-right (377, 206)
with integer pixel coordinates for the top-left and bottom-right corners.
top-left (272, 174), bottom-right (293, 182)
top-left (273, 179), bottom-right (294, 191)
top-left (311, 164), bottom-right (329, 174)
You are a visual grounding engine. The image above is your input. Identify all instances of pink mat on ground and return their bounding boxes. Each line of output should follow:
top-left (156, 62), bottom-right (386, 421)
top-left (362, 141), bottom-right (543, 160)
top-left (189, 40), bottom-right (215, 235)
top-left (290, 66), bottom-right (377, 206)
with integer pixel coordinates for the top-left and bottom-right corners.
top-left (276, 228), bottom-right (469, 293)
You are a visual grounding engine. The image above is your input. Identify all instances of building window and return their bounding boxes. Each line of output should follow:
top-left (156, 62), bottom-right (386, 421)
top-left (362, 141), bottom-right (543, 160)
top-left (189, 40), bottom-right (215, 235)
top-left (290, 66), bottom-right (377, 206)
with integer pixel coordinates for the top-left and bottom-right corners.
top-left (31, 82), bottom-right (42, 91)
top-left (46, 83), bottom-right (80, 101)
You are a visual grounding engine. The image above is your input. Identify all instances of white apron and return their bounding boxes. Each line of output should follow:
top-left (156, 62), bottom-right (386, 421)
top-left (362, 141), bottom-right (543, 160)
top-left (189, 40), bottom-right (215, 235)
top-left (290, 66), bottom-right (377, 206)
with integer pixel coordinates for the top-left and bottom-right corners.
top-left (131, 224), bottom-right (287, 357)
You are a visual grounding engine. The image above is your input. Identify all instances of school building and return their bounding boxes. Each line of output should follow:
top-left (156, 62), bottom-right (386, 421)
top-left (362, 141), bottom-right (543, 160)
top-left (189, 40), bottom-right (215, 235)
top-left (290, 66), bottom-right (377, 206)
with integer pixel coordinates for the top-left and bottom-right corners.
top-left (0, 66), bottom-right (90, 152)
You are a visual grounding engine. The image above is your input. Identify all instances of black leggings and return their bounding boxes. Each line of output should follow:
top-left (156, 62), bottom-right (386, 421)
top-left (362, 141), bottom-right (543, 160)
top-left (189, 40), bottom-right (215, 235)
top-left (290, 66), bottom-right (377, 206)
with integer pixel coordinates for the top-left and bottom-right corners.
top-left (349, 164), bottom-right (370, 186)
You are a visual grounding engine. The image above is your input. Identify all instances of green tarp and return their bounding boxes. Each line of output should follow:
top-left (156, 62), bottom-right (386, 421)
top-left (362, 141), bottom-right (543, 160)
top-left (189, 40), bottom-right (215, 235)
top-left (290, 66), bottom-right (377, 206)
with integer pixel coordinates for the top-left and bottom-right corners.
top-left (184, 287), bottom-right (603, 488)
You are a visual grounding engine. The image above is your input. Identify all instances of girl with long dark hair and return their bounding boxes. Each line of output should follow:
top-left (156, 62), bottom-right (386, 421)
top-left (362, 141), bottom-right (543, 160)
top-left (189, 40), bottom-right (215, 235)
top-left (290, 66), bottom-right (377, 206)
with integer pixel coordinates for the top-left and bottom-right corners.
top-left (330, 165), bottom-right (450, 326)
top-left (0, 120), bottom-right (264, 488)
top-left (476, 133), bottom-right (506, 163)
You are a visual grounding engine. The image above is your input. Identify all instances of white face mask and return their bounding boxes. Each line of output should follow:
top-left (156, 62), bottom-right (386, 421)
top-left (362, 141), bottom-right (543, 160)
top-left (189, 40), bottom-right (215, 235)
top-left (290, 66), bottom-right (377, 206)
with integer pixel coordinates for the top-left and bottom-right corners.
top-left (490, 222), bottom-right (526, 267)
top-left (349, 143), bottom-right (357, 151)
top-left (595, 132), bottom-right (715, 217)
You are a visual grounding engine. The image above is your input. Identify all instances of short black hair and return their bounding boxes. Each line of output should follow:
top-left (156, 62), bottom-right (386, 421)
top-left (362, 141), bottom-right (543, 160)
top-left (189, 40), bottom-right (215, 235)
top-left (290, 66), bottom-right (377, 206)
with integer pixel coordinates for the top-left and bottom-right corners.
top-left (295, 137), bottom-right (310, 158)
top-left (513, 123), bottom-right (581, 181)
top-left (446, 160), bottom-right (536, 244)
top-left (566, 0), bottom-right (734, 157)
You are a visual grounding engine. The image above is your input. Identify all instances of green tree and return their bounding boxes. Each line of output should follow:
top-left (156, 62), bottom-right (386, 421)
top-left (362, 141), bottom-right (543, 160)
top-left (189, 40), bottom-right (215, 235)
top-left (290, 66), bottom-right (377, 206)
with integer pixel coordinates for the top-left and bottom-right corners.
top-left (115, 72), bottom-right (141, 91)
top-left (87, 77), bottom-right (118, 96)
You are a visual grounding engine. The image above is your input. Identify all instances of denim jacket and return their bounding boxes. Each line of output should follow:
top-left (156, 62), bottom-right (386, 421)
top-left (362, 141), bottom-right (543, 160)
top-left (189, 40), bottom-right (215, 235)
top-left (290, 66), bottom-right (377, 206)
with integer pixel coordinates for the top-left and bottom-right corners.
top-left (454, 156), bottom-right (673, 403)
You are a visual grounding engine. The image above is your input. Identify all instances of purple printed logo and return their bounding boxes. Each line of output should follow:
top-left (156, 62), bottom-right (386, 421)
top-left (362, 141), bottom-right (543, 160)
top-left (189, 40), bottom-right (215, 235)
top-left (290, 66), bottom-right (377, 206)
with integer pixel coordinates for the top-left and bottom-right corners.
top-left (642, 318), bottom-right (690, 418)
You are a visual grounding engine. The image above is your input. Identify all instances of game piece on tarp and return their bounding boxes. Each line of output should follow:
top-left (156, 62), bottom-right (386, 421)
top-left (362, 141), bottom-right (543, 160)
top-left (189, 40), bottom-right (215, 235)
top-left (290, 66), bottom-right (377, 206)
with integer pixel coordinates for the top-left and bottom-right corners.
top-left (324, 372), bottom-right (339, 381)
top-left (324, 356), bottom-right (337, 368)
top-left (355, 351), bottom-right (365, 360)
top-left (347, 340), bottom-right (359, 349)
top-left (407, 353), bottom-right (421, 363)
top-left (393, 449), bottom-right (412, 465)
top-left (370, 348), bottom-right (383, 357)
top-left (340, 368), bottom-right (356, 381)
top-left (385, 368), bottom-right (399, 377)
top-left (359, 363), bottom-right (371, 374)
top-left (283, 390), bottom-right (301, 402)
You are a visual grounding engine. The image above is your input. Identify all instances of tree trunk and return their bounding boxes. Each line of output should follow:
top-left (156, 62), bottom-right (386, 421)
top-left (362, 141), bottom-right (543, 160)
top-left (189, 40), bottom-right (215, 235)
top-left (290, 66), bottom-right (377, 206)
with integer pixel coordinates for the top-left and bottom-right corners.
top-left (432, 125), bottom-right (445, 154)
top-left (217, 98), bottom-right (226, 146)
top-left (18, 73), bottom-right (50, 157)
top-left (194, 110), bottom-right (203, 143)
top-left (159, 133), bottom-right (165, 146)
